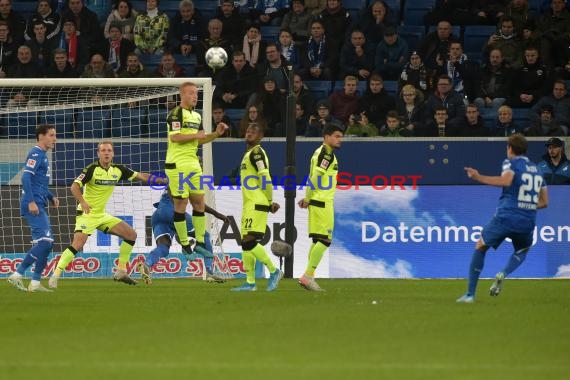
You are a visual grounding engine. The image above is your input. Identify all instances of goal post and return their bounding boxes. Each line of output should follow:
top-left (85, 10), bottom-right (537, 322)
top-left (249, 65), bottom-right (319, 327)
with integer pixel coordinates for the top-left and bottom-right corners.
top-left (0, 77), bottom-right (231, 280)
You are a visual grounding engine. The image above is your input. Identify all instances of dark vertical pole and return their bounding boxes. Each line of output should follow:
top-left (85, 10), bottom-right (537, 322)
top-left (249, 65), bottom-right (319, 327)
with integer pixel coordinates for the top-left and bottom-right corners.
top-left (284, 65), bottom-right (296, 278)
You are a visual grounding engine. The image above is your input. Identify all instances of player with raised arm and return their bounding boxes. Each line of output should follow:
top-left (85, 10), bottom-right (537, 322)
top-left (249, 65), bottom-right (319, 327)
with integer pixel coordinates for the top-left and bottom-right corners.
top-left (298, 123), bottom-right (344, 292)
top-left (231, 123), bottom-right (283, 292)
top-left (164, 82), bottom-right (228, 260)
top-left (48, 141), bottom-right (162, 288)
top-left (457, 134), bottom-right (548, 303)
top-left (8, 125), bottom-right (59, 292)
top-left (137, 189), bottom-right (229, 284)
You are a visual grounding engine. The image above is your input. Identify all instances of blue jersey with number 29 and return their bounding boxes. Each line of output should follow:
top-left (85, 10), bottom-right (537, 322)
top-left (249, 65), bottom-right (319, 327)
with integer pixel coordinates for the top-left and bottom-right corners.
top-left (496, 156), bottom-right (545, 231)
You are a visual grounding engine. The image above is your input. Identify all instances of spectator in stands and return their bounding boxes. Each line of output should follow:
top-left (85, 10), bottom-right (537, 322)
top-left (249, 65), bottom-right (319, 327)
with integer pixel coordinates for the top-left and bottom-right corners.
top-left (212, 103), bottom-right (238, 137)
top-left (538, 137), bottom-right (570, 184)
top-left (239, 104), bottom-right (269, 137)
top-left (536, 0), bottom-right (570, 68)
top-left (328, 75), bottom-right (360, 125)
top-left (242, 24), bottom-right (267, 69)
top-left (59, 17), bottom-right (90, 72)
top-left (417, 20), bottom-right (459, 70)
top-left (425, 74), bottom-right (466, 124)
top-left (530, 79), bottom-right (570, 131)
top-left (519, 19), bottom-right (541, 54)
top-left (525, 103), bottom-right (566, 136)
top-left (257, 42), bottom-right (289, 93)
top-left (6, 45), bottom-right (41, 107)
top-left (474, 0), bottom-right (510, 26)
top-left (44, 48), bottom-right (79, 78)
top-left (218, 0), bottom-right (246, 51)
top-left (24, 0), bottom-right (60, 42)
top-left (61, 0), bottom-right (103, 48)
top-left (167, 0), bottom-right (205, 57)
top-left (425, 106), bottom-right (452, 137)
top-left (350, 0), bottom-right (397, 48)
top-left (396, 84), bottom-right (426, 136)
top-left (339, 29), bottom-right (374, 81)
top-left (0, 21), bottom-right (16, 76)
top-left (294, 101), bottom-right (309, 136)
top-left (438, 41), bottom-right (482, 100)
top-left (195, 18), bottom-right (232, 77)
top-left (375, 26), bottom-right (408, 81)
top-left (379, 111), bottom-right (411, 137)
top-left (214, 50), bottom-right (257, 109)
top-left (118, 51), bottom-right (149, 77)
top-left (0, 0), bottom-right (25, 46)
top-left (507, 46), bottom-right (549, 108)
top-left (317, 0), bottom-right (352, 53)
top-left (359, 73), bottom-right (396, 128)
top-left (474, 48), bottom-right (512, 115)
top-left (345, 113), bottom-right (379, 137)
top-left (299, 19), bottom-right (337, 80)
top-left (399, 51), bottom-right (430, 100)
top-left (483, 16), bottom-right (523, 69)
top-left (448, 103), bottom-right (491, 136)
top-left (305, 99), bottom-right (342, 136)
top-left (133, 0), bottom-right (169, 56)
top-left (497, 0), bottom-right (531, 34)
top-left (80, 53), bottom-right (116, 78)
top-left (154, 51), bottom-right (186, 78)
top-left (248, 0), bottom-right (290, 27)
top-left (247, 76), bottom-right (285, 136)
top-left (280, 0), bottom-right (312, 45)
top-left (104, 0), bottom-right (138, 42)
top-left (305, 0), bottom-right (327, 15)
top-left (97, 23), bottom-right (135, 74)
top-left (491, 105), bottom-right (523, 136)
top-left (276, 28), bottom-right (301, 70)
top-left (292, 73), bottom-right (315, 116)
top-left (25, 20), bottom-right (57, 71)
top-left (425, 1), bottom-right (481, 26)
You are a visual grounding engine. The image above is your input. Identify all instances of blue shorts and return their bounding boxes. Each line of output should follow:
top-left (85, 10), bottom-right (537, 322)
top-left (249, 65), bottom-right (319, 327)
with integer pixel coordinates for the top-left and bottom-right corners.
top-left (23, 207), bottom-right (53, 243)
top-left (481, 216), bottom-right (534, 252)
top-left (151, 211), bottom-right (212, 251)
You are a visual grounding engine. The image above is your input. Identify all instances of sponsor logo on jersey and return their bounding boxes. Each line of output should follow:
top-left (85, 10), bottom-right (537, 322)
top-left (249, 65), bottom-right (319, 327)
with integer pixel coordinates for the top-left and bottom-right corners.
top-left (172, 121), bottom-right (181, 131)
top-left (26, 159), bottom-right (37, 168)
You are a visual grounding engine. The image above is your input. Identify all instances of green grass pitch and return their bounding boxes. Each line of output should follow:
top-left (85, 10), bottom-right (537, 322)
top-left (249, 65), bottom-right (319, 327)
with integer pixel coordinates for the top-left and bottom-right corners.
top-left (1, 278), bottom-right (569, 380)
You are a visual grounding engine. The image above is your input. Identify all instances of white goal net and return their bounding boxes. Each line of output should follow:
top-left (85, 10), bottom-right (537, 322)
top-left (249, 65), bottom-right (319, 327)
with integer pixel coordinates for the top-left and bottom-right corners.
top-left (0, 77), bottom-right (232, 281)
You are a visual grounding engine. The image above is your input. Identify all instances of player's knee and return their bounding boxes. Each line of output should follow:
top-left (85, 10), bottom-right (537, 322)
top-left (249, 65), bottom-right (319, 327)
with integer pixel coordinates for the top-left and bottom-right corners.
top-left (123, 239), bottom-right (136, 247)
top-left (312, 237), bottom-right (331, 247)
top-left (241, 239), bottom-right (258, 251)
top-left (174, 212), bottom-right (186, 222)
top-left (156, 236), bottom-right (172, 247)
top-left (192, 210), bottom-right (205, 217)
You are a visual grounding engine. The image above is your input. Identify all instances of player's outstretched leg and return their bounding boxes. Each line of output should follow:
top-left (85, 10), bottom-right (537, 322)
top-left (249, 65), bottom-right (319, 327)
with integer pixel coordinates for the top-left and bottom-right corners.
top-left (490, 248), bottom-right (528, 297)
top-left (457, 248), bottom-right (486, 303)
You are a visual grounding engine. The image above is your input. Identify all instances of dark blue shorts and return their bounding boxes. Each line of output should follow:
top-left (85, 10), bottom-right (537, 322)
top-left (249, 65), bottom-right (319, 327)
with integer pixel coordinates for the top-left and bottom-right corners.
top-left (481, 216), bottom-right (534, 252)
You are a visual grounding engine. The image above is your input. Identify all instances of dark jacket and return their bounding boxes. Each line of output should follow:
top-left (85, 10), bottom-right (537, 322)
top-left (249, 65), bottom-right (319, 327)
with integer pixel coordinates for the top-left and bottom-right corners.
top-left (538, 152), bottom-right (570, 185)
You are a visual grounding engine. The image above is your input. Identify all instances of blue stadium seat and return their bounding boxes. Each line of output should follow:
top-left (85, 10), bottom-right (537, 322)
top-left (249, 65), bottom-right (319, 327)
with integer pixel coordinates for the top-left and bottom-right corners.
top-left (7, 112), bottom-right (37, 139)
top-left (383, 80), bottom-right (398, 97)
top-left (403, 0), bottom-right (436, 26)
top-left (146, 106), bottom-right (169, 138)
top-left (399, 25), bottom-right (425, 51)
top-left (463, 26), bottom-right (496, 62)
top-left (131, 1), bottom-right (146, 13)
top-left (260, 26), bottom-right (281, 43)
top-left (333, 80), bottom-right (367, 95)
top-left (75, 108), bottom-right (111, 139)
top-left (111, 107), bottom-right (143, 137)
top-left (512, 108), bottom-right (531, 130)
top-left (161, 0), bottom-right (181, 18)
top-left (224, 108), bottom-right (244, 127)
top-left (304, 81), bottom-right (333, 102)
top-left (39, 110), bottom-right (75, 139)
top-left (343, 0), bottom-right (366, 11)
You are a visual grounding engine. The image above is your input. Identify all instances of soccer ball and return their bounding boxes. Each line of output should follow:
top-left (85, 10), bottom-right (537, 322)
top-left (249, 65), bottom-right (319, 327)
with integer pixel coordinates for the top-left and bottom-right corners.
top-left (205, 47), bottom-right (228, 70)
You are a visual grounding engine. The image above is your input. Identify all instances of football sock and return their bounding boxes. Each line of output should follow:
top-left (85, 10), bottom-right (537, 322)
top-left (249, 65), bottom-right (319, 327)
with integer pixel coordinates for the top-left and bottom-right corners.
top-left (192, 211), bottom-right (206, 244)
top-left (146, 243), bottom-right (169, 267)
top-left (54, 246), bottom-right (78, 277)
top-left (503, 251), bottom-right (528, 277)
top-left (118, 240), bottom-right (135, 270)
top-left (16, 251), bottom-right (37, 276)
top-left (31, 241), bottom-right (52, 281)
top-left (174, 212), bottom-right (189, 246)
top-left (250, 243), bottom-right (276, 273)
top-left (467, 249), bottom-right (486, 296)
top-left (241, 250), bottom-right (256, 284)
top-left (305, 241), bottom-right (329, 276)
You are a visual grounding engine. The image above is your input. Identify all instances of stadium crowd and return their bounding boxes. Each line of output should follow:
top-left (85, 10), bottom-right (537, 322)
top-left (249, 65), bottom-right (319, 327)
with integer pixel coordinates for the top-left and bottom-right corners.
top-left (0, 0), bottom-right (569, 138)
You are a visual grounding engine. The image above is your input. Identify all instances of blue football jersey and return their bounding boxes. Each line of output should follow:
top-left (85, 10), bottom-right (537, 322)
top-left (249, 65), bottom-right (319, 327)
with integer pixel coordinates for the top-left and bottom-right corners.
top-left (152, 191), bottom-right (194, 229)
top-left (496, 156), bottom-right (545, 229)
top-left (21, 146), bottom-right (52, 209)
